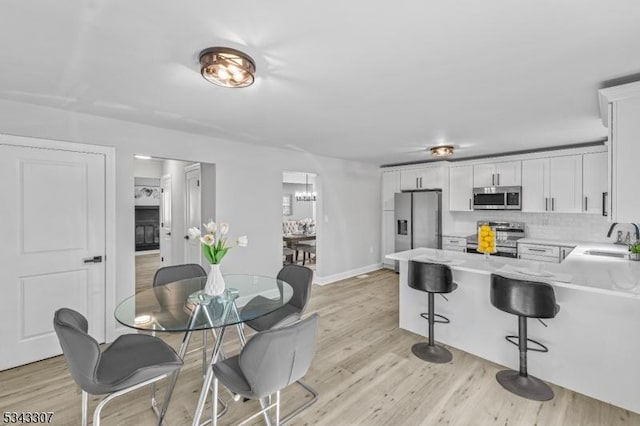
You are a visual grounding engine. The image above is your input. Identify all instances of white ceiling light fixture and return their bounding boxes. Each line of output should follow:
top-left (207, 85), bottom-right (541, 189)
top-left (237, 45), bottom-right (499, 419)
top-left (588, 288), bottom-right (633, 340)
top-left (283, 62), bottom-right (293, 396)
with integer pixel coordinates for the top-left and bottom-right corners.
top-left (295, 174), bottom-right (317, 202)
top-left (199, 47), bottom-right (256, 88)
top-left (430, 145), bottom-right (454, 157)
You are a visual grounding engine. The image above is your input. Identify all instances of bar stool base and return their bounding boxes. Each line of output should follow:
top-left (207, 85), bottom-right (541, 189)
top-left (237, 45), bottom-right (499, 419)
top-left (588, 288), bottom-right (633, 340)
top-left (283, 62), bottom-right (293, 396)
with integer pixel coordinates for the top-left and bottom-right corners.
top-left (411, 342), bottom-right (452, 363)
top-left (496, 370), bottom-right (554, 401)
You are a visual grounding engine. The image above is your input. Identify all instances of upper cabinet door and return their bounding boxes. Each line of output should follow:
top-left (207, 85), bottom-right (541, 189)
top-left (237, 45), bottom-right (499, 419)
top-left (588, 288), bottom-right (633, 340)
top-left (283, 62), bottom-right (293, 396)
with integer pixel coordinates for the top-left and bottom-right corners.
top-left (549, 155), bottom-right (583, 213)
top-left (473, 163), bottom-right (496, 187)
top-left (400, 169), bottom-right (419, 190)
top-left (449, 165), bottom-right (474, 211)
top-left (521, 158), bottom-right (549, 212)
top-left (494, 161), bottom-right (522, 186)
top-left (417, 166), bottom-right (442, 189)
top-left (382, 171), bottom-right (401, 211)
top-left (582, 152), bottom-right (608, 215)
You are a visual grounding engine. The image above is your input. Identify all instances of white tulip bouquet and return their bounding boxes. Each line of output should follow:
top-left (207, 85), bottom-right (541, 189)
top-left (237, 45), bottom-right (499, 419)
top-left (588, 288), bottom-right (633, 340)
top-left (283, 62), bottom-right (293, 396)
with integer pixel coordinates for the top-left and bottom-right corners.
top-left (188, 220), bottom-right (248, 265)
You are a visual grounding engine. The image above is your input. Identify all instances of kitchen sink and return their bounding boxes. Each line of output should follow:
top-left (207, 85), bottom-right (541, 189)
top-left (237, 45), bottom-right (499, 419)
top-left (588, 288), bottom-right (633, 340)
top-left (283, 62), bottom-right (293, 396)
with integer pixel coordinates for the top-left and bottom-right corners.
top-left (583, 250), bottom-right (627, 259)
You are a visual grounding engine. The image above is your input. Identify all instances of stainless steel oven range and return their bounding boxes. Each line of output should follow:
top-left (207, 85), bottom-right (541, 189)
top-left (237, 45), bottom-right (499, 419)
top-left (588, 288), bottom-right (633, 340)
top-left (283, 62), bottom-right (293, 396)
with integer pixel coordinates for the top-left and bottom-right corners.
top-left (466, 221), bottom-right (525, 258)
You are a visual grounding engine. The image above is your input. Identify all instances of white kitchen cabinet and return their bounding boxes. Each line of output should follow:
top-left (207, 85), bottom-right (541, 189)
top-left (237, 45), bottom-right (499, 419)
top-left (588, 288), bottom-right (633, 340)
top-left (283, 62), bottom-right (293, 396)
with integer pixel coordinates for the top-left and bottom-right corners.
top-left (559, 246), bottom-right (574, 262)
top-left (382, 170), bottom-right (400, 211)
top-left (449, 165), bottom-right (473, 211)
top-left (517, 242), bottom-right (576, 263)
top-left (518, 243), bottom-right (559, 263)
top-left (473, 163), bottom-right (496, 187)
top-left (400, 166), bottom-right (442, 190)
top-left (382, 210), bottom-right (395, 267)
top-left (521, 158), bottom-right (548, 212)
top-left (582, 152), bottom-right (608, 215)
top-left (400, 169), bottom-right (419, 190)
top-left (495, 161), bottom-right (522, 186)
top-left (443, 236), bottom-right (467, 252)
top-left (599, 83), bottom-right (640, 223)
top-left (549, 155), bottom-right (583, 213)
top-left (522, 155), bottom-right (583, 213)
top-left (473, 161), bottom-right (521, 187)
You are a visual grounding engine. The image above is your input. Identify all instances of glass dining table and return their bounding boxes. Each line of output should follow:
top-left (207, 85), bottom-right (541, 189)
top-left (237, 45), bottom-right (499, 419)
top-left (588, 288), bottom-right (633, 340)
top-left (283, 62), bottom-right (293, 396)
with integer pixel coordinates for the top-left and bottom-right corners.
top-left (114, 274), bottom-right (293, 425)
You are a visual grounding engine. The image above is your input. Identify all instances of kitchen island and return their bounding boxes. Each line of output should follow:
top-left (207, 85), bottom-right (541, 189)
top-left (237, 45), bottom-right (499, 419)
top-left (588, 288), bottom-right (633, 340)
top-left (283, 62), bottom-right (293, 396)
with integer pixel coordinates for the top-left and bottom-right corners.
top-left (387, 245), bottom-right (640, 414)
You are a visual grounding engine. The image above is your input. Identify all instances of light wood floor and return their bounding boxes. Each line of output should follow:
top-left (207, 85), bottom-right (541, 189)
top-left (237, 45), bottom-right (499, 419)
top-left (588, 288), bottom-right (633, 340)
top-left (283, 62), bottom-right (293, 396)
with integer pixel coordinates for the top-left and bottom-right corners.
top-left (135, 253), bottom-right (161, 293)
top-left (1, 269), bottom-right (637, 425)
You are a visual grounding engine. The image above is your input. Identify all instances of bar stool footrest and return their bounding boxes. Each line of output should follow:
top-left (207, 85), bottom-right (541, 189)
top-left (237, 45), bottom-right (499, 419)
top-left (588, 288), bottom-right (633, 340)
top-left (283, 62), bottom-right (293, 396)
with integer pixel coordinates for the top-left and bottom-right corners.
top-left (505, 335), bottom-right (549, 352)
top-left (420, 312), bottom-right (450, 324)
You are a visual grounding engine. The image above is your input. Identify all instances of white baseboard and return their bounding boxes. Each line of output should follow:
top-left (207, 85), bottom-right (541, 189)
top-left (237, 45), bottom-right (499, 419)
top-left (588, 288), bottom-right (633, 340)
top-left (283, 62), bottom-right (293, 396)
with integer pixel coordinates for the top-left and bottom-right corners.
top-left (314, 263), bottom-right (383, 286)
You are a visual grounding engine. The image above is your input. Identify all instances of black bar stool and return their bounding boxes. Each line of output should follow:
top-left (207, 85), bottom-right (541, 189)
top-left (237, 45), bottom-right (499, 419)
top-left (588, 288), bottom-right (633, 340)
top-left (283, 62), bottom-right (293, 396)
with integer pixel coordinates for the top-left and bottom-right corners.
top-left (490, 274), bottom-right (560, 401)
top-left (408, 261), bottom-right (457, 363)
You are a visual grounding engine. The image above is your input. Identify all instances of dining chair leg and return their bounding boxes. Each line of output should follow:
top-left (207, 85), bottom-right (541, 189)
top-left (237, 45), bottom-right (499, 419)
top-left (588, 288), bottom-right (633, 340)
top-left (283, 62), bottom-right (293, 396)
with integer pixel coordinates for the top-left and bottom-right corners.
top-left (81, 391), bottom-right (88, 426)
top-left (258, 397), bottom-right (273, 426)
top-left (281, 380), bottom-right (318, 424)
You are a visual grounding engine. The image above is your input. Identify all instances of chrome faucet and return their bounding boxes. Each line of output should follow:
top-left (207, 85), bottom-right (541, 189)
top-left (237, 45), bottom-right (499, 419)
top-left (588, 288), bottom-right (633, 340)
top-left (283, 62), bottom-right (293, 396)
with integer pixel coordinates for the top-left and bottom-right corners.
top-left (607, 223), bottom-right (640, 244)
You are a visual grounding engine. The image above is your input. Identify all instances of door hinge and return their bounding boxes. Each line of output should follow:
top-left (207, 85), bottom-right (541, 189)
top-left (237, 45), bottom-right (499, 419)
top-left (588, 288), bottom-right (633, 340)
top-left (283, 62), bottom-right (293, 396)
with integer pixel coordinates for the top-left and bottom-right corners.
top-left (197, 179), bottom-right (200, 187)
top-left (161, 222), bottom-right (164, 227)
top-left (161, 188), bottom-right (164, 193)
top-left (161, 256), bottom-right (164, 262)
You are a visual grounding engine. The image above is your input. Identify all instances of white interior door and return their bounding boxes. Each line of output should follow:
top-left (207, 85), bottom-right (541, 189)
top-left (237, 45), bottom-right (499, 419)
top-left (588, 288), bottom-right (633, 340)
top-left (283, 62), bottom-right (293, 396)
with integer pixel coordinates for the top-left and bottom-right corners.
top-left (0, 144), bottom-right (106, 370)
top-left (184, 164), bottom-right (201, 265)
top-left (160, 174), bottom-right (172, 265)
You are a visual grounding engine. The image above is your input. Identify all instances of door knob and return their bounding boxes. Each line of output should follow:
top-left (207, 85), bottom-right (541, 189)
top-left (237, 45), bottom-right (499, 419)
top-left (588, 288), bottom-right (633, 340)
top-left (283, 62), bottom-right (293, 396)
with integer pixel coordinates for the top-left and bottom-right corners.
top-left (83, 256), bottom-right (103, 264)
top-left (184, 235), bottom-right (190, 240)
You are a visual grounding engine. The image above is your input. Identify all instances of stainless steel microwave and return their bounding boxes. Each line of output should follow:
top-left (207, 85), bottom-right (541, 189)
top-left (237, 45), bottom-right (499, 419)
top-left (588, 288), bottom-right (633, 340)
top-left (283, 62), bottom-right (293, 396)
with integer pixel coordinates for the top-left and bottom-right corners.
top-left (473, 186), bottom-right (522, 210)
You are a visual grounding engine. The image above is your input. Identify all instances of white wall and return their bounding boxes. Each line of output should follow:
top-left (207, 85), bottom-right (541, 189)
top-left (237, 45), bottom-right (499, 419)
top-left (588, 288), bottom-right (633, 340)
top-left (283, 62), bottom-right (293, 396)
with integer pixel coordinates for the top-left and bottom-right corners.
top-left (134, 158), bottom-right (163, 178)
top-left (0, 99), bottom-right (382, 335)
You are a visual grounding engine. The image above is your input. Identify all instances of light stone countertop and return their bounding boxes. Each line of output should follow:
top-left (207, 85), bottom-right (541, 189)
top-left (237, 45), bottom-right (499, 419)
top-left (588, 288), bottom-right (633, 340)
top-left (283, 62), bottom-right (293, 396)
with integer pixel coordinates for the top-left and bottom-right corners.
top-left (442, 232), bottom-right (474, 239)
top-left (387, 243), bottom-right (640, 300)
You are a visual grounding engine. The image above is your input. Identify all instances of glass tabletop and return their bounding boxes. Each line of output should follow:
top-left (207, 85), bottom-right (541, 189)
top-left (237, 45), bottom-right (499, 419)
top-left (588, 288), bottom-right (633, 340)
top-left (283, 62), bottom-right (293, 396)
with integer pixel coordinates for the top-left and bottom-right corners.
top-left (114, 274), bottom-right (293, 332)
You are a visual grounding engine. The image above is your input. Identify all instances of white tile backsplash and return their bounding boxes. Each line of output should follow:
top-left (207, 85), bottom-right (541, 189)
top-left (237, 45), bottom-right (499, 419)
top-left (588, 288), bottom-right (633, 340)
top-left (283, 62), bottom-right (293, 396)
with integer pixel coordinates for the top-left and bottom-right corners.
top-left (447, 211), bottom-right (639, 244)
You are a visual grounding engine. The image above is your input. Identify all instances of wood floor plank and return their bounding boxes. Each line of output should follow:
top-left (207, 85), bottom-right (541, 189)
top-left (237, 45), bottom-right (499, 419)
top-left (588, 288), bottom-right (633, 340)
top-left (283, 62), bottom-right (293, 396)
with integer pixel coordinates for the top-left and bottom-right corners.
top-left (1, 268), bottom-right (637, 425)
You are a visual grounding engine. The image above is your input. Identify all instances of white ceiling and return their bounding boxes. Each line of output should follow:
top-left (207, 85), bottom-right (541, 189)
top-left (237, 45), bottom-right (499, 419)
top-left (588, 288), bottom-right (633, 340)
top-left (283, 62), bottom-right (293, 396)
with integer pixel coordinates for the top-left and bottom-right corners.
top-left (1, 1), bottom-right (639, 165)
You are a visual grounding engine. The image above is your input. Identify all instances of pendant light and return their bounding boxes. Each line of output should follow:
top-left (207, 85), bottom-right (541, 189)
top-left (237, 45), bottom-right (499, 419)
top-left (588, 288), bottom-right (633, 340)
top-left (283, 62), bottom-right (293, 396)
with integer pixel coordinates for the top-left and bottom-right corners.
top-left (295, 174), bottom-right (317, 202)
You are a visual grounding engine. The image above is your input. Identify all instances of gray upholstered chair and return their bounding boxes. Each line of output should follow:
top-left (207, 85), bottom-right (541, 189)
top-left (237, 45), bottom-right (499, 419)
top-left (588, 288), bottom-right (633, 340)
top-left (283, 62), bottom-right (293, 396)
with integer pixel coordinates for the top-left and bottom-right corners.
top-left (152, 263), bottom-right (207, 287)
top-left (53, 308), bottom-right (183, 426)
top-left (240, 264), bottom-right (317, 423)
top-left (153, 263), bottom-right (212, 372)
top-left (243, 264), bottom-right (313, 331)
top-left (212, 314), bottom-right (319, 426)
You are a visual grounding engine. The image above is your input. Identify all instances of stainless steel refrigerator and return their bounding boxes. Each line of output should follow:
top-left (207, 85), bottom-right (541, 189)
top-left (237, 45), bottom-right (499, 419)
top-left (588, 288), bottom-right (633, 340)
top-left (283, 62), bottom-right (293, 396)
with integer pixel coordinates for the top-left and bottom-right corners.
top-left (394, 191), bottom-right (442, 269)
